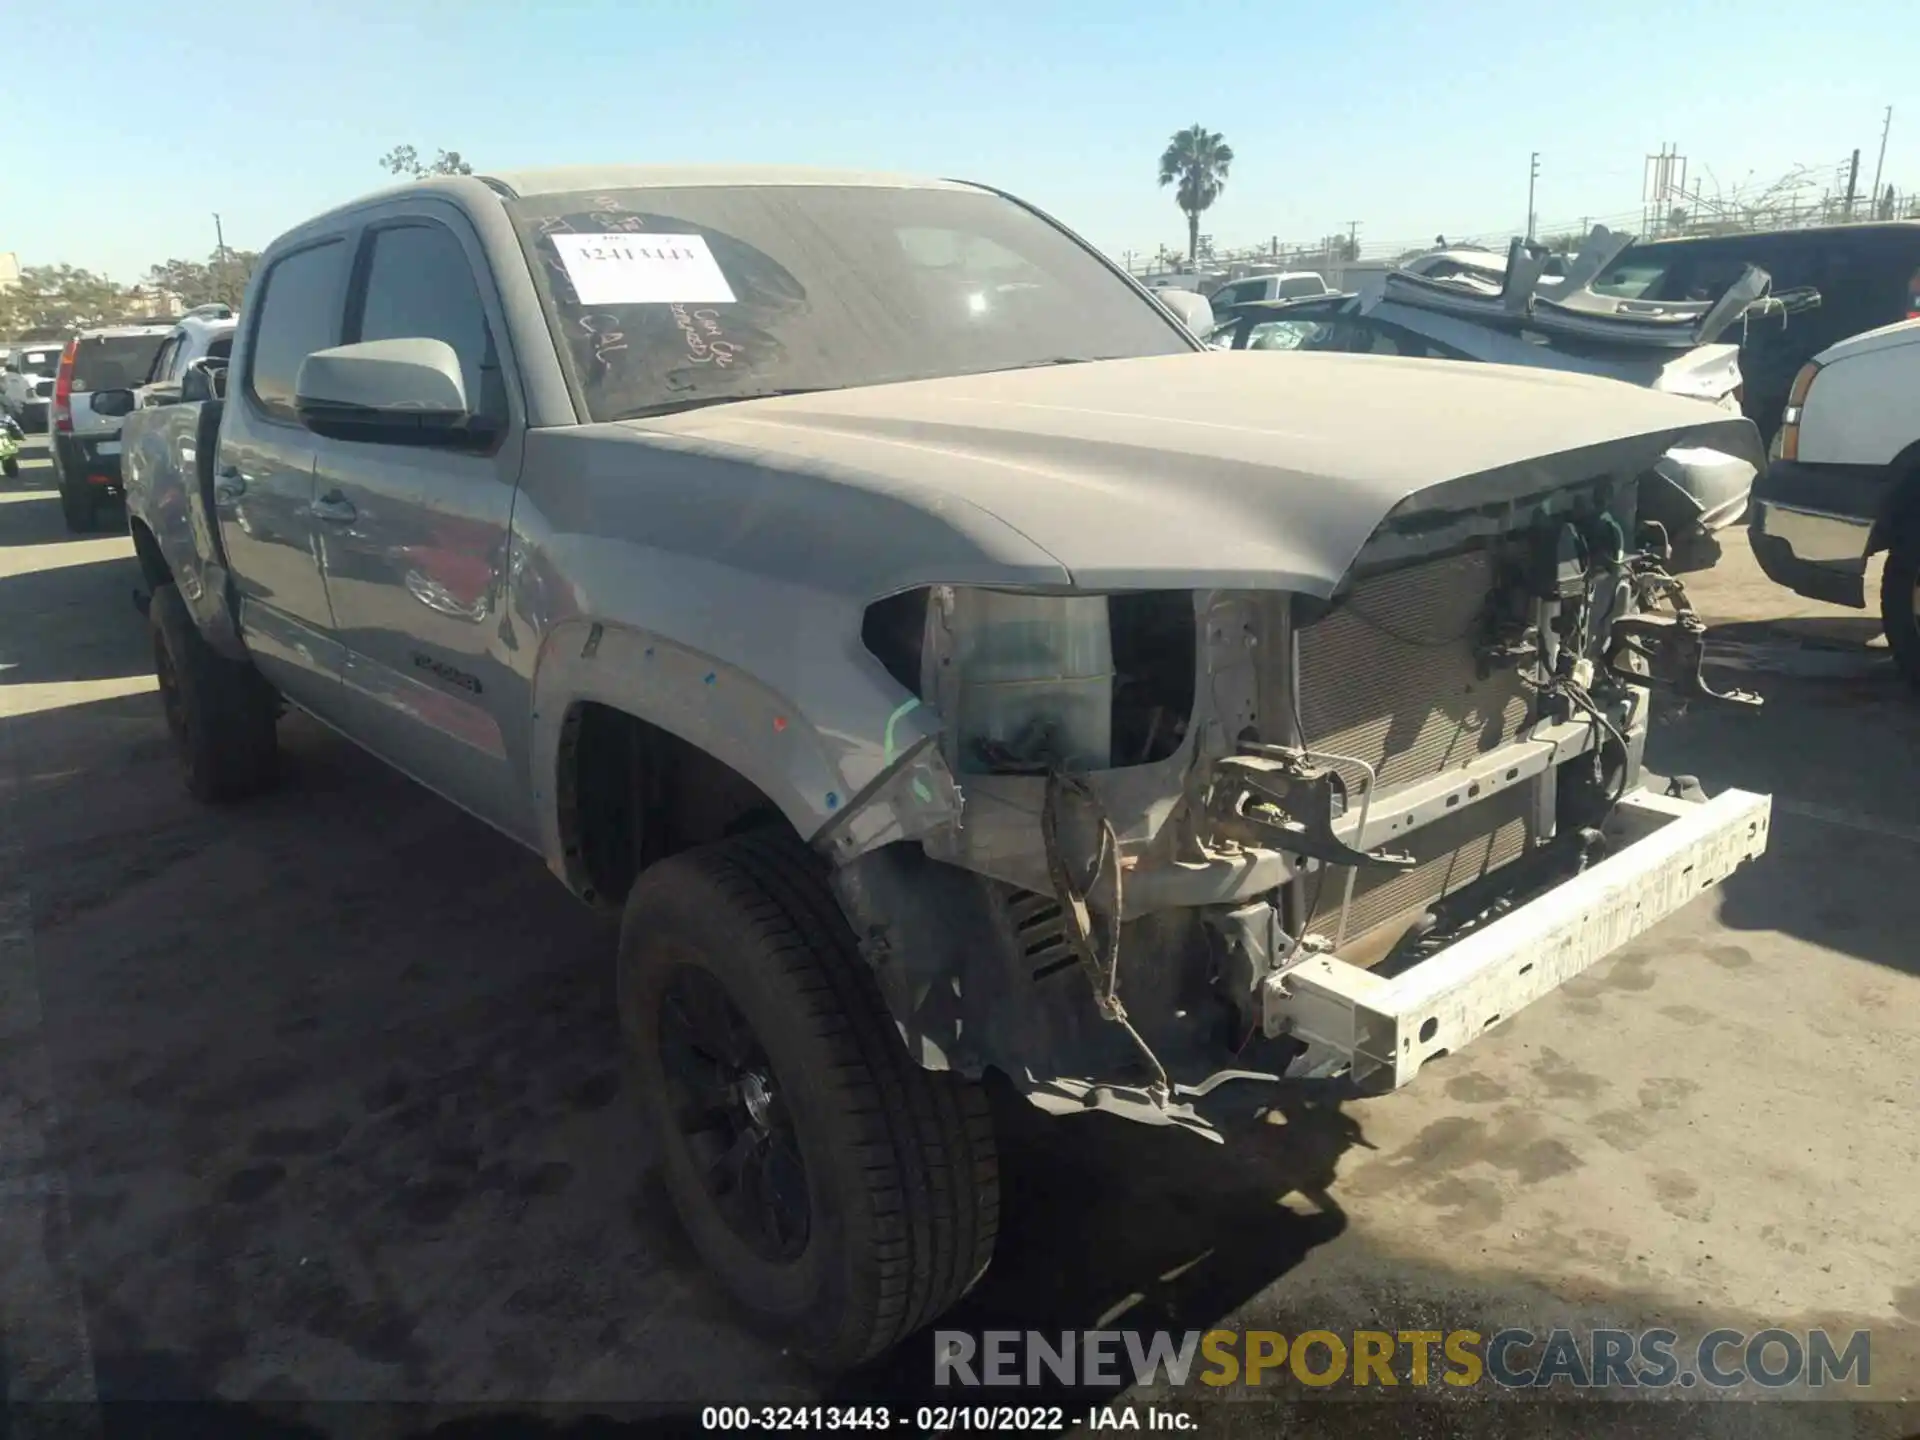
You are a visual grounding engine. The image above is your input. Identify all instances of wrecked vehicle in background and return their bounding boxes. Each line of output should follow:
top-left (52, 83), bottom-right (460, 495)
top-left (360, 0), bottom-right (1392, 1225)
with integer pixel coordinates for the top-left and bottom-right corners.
top-left (1590, 220), bottom-right (1920, 441)
top-left (112, 165), bottom-right (1772, 1370)
top-left (1211, 226), bottom-right (1820, 565)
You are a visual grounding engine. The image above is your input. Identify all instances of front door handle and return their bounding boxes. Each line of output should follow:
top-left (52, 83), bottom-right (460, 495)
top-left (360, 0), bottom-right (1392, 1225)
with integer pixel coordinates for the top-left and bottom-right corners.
top-left (310, 492), bottom-right (357, 525)
top-left (213, 467), bottom-right (246, 503)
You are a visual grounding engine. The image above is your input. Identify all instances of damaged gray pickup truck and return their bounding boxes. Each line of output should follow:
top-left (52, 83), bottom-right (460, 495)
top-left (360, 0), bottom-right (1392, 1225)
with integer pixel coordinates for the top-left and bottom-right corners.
top-left (109, 165), bottom-right (1773, 1369)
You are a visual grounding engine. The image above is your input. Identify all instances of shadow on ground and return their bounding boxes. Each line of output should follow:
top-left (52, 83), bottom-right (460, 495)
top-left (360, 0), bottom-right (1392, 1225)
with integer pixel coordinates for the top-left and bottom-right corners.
top-left (1709, 615), bottom-right (1888, 653)
top-left (1, 456), bottom-right (127, 551)
top-left (832, 1081), bottom-right (1360, 1413)
top-left (3, 536), bottom-right (1911, 1438)
top-left (4, 678), bottom-right (1373, 1428)
top-left (1644, 625), bottom-right (1920, 976)
top-left (0, 554), bottom-right (151, 689)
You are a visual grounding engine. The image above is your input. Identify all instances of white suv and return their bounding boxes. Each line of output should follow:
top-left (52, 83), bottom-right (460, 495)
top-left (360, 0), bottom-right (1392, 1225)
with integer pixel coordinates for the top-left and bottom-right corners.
top-left (1, 341), bottom-right (67, 430)
top-left (133, 306), bottom-right (238, 407)
top-left (1207, 270), bottom-right (1332, 307)
top-left (1749, 316), bottom-right (1920, 688)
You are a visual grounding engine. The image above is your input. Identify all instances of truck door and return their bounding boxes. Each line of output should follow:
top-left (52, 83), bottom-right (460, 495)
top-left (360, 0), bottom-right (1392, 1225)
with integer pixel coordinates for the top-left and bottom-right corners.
top-left (308, 210), bottom-right (532, 843)
top-left (216, 237), bottom-right (351, 712)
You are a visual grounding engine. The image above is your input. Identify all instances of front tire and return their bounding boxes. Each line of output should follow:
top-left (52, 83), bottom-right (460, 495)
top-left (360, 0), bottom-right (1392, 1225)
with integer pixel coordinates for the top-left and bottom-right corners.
top-left (2, 457), bottom-right (17, 479)
top-left (1881, 520), bottom-right (1920, 692)
top-left (149, 583), bottom-right (280, 802)
top-left (620, 830), bottom-right (999, 1371)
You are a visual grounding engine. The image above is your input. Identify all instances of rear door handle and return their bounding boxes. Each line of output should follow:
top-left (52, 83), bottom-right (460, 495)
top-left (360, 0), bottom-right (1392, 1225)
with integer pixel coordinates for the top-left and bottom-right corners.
top-left (213, 467), bottom-right (246, 503)
top-left (310, 492), bottom-right (357, 525)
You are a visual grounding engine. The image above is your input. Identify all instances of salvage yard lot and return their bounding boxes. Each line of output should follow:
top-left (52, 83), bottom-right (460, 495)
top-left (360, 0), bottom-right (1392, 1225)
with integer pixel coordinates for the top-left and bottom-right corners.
top-left (2, 438), bottom-right (1915, 1433)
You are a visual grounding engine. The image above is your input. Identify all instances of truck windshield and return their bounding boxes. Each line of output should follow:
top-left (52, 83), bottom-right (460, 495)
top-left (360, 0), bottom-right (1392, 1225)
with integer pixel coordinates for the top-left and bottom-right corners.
top-left (507, 183), bottom-right (1194, 422)
top-left (72, 334), bottom-right (167, 391)
top-left (18, 349), bottom-right (63, 376)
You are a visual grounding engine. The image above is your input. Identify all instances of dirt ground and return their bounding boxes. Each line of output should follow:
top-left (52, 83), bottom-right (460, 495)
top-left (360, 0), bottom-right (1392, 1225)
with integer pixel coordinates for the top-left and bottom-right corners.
top-left (2, 438), bottom-right (1915, 1438)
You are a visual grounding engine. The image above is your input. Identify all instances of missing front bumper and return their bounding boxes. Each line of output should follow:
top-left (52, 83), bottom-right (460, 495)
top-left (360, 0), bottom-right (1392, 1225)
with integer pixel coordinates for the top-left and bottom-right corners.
top-left (1262, 786), bottom-right (1771, 1090)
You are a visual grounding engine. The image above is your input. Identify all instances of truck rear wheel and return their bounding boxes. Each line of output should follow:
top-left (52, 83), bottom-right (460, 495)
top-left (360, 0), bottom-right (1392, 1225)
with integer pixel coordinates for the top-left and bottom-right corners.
top-left (59, 480), bottom-right (97, 532)
top-left (149, 583), bottom-right (280, 802)
top-left (1881, 521), bottom-right (1920, 692)
top-left (619, 830), bottom-right (999, 1370)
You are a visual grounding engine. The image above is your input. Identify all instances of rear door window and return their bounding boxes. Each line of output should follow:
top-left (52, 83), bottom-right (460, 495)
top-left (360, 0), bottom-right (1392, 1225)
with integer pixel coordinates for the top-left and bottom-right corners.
top-left (246, 240), bottom-right (349, 419)
top-left (71, 334), bottom-right (169, 393)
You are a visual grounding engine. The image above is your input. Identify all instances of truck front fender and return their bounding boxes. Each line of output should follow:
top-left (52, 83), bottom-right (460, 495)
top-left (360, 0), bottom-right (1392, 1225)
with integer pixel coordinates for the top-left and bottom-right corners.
top-left (527, 619), bottom-right (959, 889)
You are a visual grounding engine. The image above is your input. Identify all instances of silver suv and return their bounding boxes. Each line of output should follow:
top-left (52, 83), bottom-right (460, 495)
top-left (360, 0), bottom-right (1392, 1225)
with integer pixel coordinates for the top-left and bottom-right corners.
top-left (50, 320), bottom-right (174, 531)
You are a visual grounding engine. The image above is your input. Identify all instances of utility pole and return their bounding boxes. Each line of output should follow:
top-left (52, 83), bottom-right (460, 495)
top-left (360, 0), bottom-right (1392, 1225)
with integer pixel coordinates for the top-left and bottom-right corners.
top-left (1527, 152), bottom-right (1541, 240)
top-left (212, 212), bottom-right (229, 307)
top-left (1872, 106), bottom-right (1894, 216)
top-left (1843, 149), bottom-right (1861, 220)
top-left (1346, 220), bottom-right (1360, 260)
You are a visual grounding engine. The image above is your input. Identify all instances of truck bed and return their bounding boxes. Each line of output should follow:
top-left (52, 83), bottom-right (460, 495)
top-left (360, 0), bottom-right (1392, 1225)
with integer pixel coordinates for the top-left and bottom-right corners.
top-left (122, 397), bottom-right (232, 635)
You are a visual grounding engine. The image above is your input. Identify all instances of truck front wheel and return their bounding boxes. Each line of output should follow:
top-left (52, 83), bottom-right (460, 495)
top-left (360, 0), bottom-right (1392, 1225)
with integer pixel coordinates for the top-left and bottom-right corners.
top-left (149, 583), bottom-right (280, 802)
top-left (619, 830), bottom-right (1000, 1370)
top-left (1882, 520), bottom-right (1920, 692)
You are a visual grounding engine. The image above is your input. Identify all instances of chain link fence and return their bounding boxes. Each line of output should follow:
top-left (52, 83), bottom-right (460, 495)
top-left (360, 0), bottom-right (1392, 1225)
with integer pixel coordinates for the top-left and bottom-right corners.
top-left (1125, 159), bottom-right (1917, 283)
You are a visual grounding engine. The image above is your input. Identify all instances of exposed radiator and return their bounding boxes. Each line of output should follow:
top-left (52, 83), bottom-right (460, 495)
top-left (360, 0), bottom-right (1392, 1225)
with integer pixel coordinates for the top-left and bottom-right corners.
top-left (1307, 783), bottom-right (1533, 945)
top-left (1293, 548), bottom-right (1538, 949)
top-left (1295, 548), bottom-right (1531, 794)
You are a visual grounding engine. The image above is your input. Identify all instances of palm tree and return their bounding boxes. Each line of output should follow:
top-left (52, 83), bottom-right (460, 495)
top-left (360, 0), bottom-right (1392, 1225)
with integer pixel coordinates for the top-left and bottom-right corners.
top-left (1158, 125), bottom-right (1234, 264)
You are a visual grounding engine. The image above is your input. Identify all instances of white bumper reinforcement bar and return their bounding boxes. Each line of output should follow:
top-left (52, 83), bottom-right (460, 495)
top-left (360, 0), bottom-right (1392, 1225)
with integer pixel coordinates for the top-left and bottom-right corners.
top-left (1263, 787), bottom-right (1772, 1090)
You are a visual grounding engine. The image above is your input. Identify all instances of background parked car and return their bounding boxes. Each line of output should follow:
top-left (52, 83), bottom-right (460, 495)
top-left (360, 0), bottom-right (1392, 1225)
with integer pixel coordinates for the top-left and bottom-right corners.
top-left (1593, 220), bottom-right (1920, 442)
top-left (1207, 270), bottom-right (1333, 306)
top-left (49, 320), bottom-right (174, 531)
top-left (130, 306), bottom-right (238, 408)
top-left (1, 341), bottom-right (67, 431)
top-left (1396, 245), bottom-right (1570, 287)
top-left (1749, 314), bottom-right (1920, 689)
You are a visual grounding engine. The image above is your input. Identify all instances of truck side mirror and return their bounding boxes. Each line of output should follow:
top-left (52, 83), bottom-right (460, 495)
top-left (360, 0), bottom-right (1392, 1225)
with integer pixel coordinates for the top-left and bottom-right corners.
top-left (294, 338), bottom-right (490, 447)
top-left (89, 388), bottom-right (137, 418)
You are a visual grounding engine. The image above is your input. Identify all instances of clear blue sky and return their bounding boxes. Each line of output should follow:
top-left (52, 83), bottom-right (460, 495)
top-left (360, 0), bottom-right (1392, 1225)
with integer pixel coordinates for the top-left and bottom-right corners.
top-left (8, 0), bottom-right (1908, 282)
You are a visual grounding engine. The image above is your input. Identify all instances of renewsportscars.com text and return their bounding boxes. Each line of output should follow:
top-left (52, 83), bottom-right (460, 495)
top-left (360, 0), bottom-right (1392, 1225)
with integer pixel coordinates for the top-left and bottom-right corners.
top-left (934, 1327), bottom-right (1872, 1391)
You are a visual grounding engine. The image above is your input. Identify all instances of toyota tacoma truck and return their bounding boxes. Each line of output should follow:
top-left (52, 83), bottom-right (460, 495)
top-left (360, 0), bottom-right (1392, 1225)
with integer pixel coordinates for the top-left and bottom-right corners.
top-left (101, 165), bottom-right (1773, 1370)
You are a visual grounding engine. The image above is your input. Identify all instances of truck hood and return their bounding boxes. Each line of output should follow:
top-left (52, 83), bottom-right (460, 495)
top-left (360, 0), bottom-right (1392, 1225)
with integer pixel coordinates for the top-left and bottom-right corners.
top-left (625, 350), bottom-right (1764, 597)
